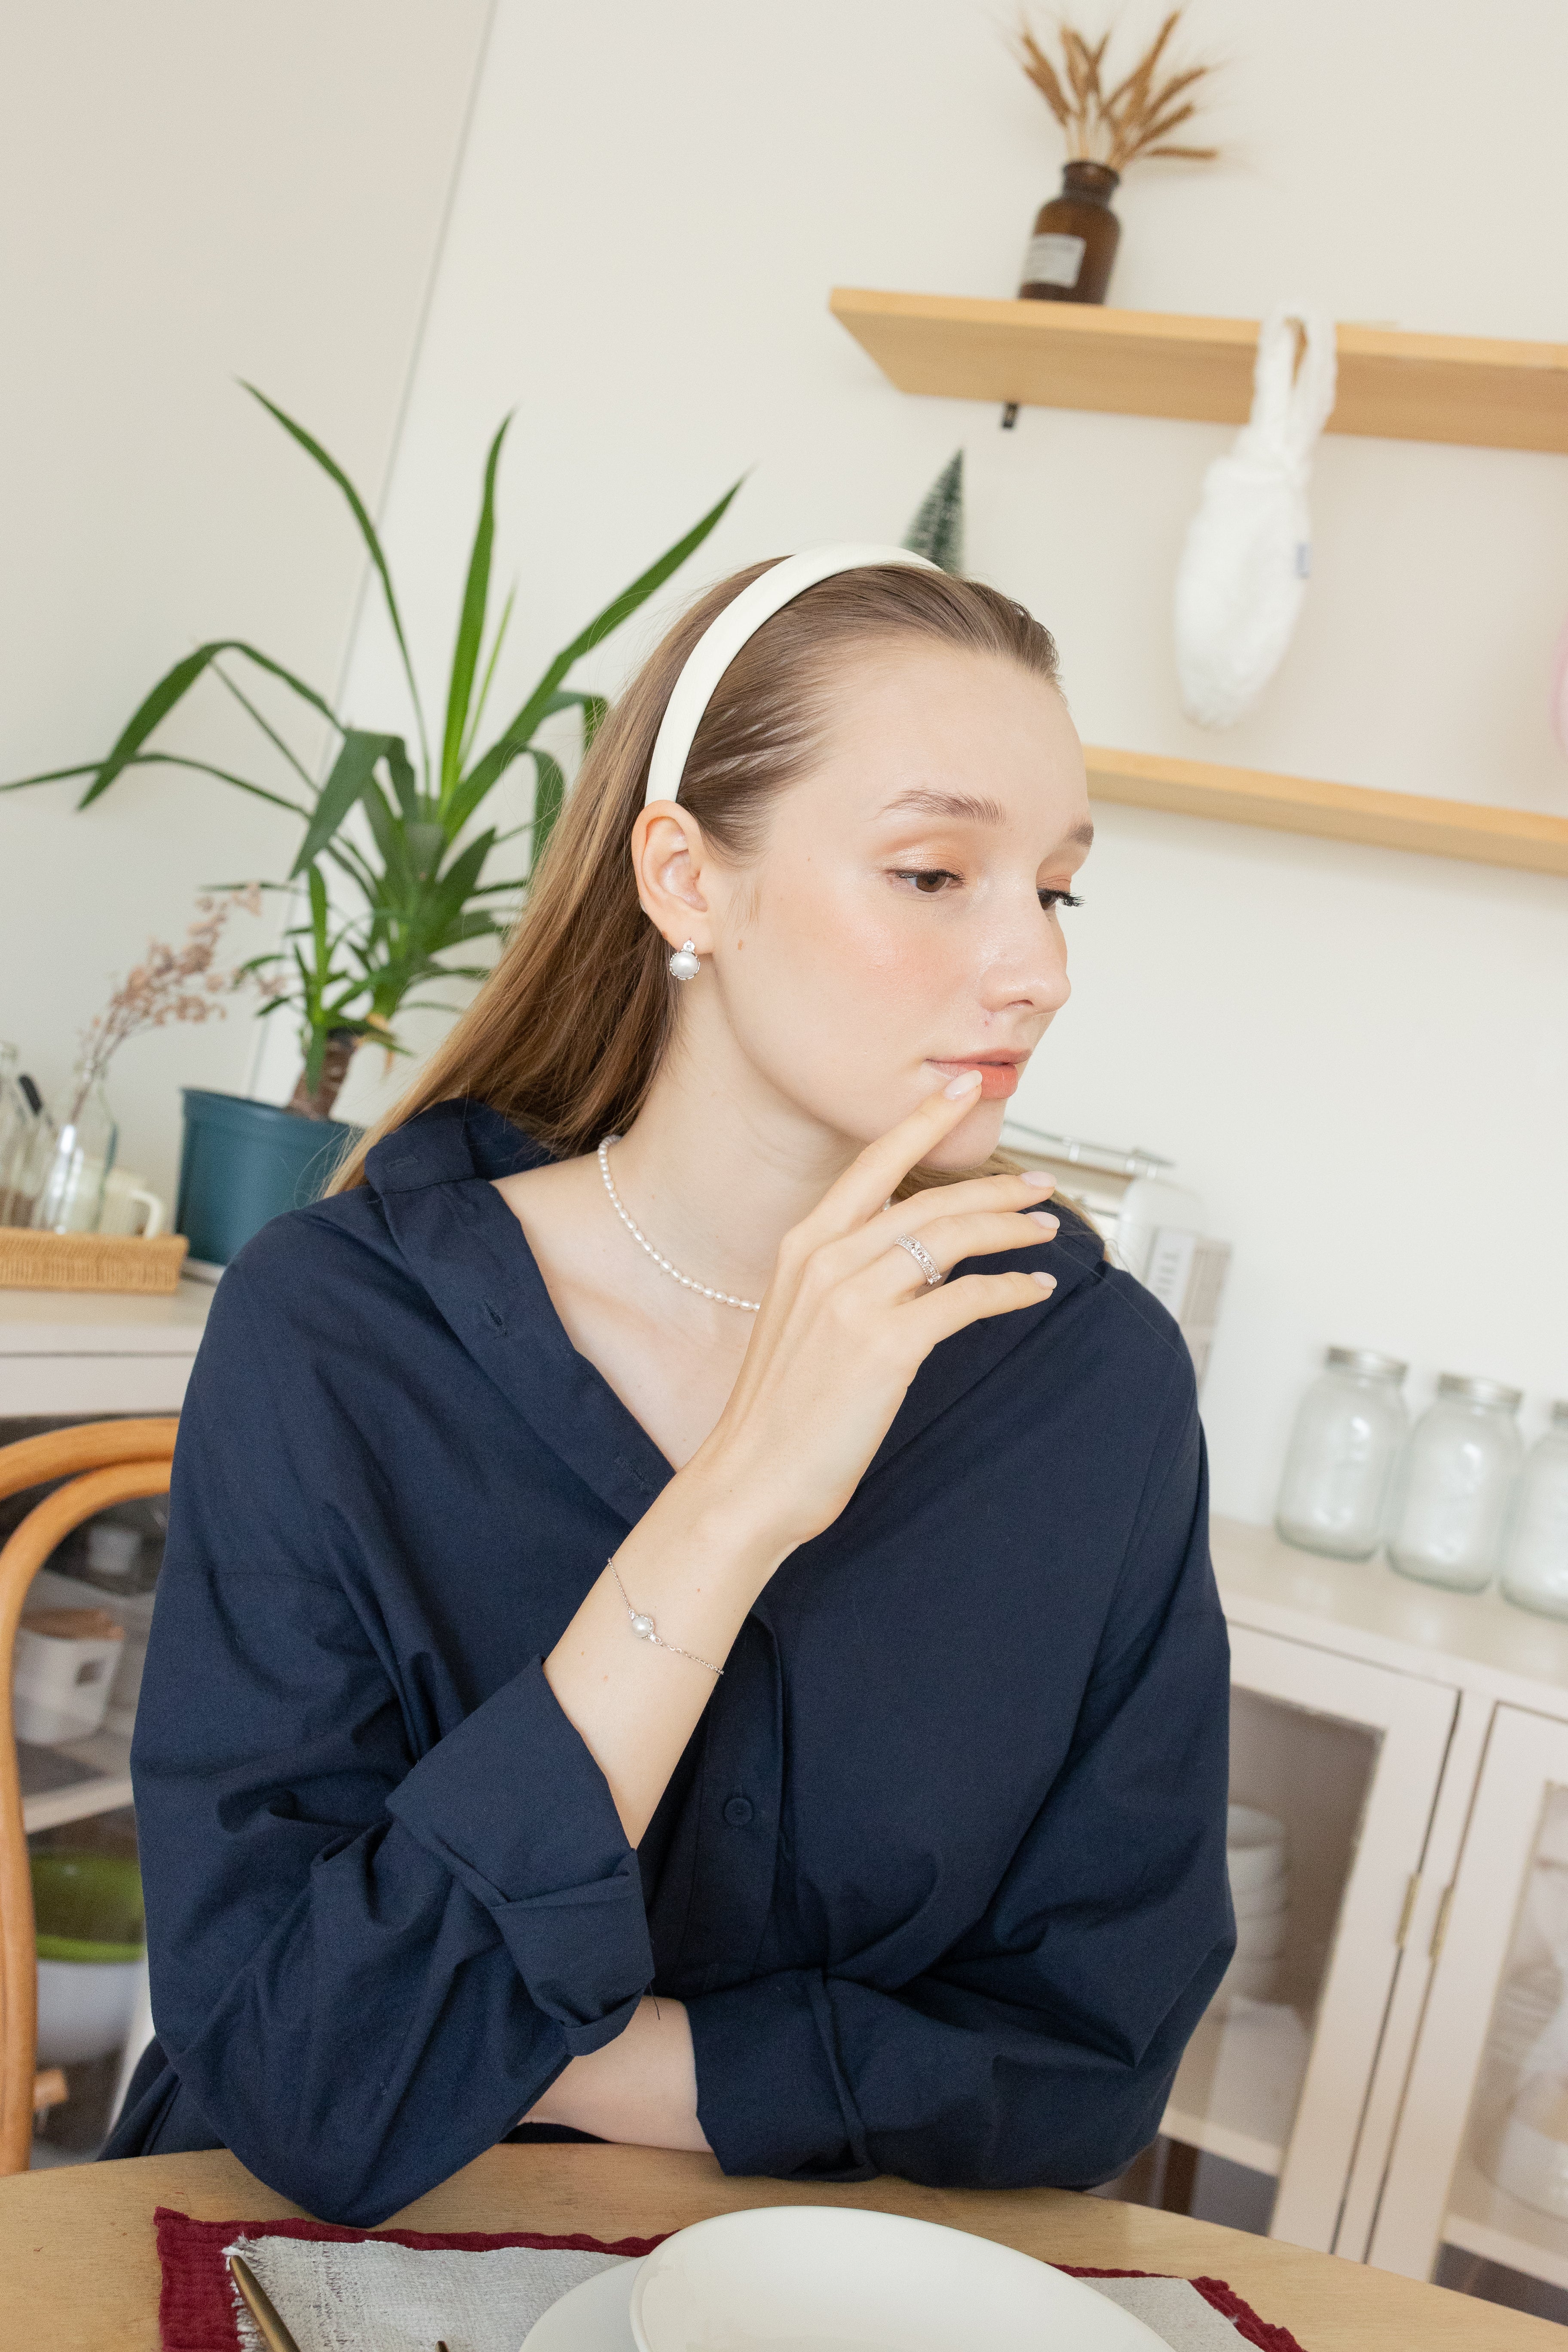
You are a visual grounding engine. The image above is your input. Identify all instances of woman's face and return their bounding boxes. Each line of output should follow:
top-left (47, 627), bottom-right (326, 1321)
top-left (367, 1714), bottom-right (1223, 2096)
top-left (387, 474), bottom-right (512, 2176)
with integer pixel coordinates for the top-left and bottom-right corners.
top-left (650, 642), bottom-right (1092, 1169)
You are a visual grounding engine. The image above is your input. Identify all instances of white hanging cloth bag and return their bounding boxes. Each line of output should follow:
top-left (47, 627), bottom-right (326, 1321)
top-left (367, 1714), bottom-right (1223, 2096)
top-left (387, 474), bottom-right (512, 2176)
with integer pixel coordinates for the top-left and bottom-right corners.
top-left (1173, 303), bottom-right (1337, 730)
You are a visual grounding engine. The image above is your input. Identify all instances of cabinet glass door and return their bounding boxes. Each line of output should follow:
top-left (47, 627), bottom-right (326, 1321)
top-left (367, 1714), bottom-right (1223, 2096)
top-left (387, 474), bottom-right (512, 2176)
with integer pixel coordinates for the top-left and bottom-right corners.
top-left (1373, 1706), bottom-right (1568, 2322)
top-left (1103, 1624), bottom-right (1455, 2251)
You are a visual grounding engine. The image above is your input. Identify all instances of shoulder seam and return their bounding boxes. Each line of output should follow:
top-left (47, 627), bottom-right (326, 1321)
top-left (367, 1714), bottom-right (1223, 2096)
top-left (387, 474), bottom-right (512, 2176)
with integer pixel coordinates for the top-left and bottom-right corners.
top-left (1094, 1270), bottom-right (1189, 1363)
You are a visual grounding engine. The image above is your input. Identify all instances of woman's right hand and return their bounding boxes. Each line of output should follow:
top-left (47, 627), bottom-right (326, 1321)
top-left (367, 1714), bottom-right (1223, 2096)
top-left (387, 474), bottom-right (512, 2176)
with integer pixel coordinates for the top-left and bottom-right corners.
top-left (685, 1069), bottom-right (1060, 1559)
top-left (546, 1069), bottom-right (1059, 1848)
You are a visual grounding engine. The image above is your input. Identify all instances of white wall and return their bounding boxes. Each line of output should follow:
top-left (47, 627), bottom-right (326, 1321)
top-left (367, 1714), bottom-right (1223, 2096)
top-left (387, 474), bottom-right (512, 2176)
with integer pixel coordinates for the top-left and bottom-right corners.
top-left (0, 0), bottom-right (493, 1203)
top-left (208, 1), bottom-right (1568, 1520)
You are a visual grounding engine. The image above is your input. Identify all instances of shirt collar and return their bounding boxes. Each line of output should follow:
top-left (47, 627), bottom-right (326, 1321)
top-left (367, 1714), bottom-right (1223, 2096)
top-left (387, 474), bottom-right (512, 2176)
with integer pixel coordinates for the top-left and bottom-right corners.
top-left (365, 1097), bottom-right (551, 1194)
top-left (364, 1099), bottom-right (1108, 1512)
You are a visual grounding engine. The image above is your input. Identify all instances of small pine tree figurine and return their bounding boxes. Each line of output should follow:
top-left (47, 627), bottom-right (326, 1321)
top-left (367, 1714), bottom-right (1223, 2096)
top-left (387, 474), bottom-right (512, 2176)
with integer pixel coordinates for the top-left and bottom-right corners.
top-left (903, 451), bottom-right (965, 575)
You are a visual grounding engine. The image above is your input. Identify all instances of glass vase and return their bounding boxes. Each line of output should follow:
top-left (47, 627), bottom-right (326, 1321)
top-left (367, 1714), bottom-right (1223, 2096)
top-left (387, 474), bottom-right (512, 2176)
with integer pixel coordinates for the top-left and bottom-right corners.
top-left (1019, 160), bottom-right (1122, 305)
top-left (32, 1075), bottom-right (118, 1235)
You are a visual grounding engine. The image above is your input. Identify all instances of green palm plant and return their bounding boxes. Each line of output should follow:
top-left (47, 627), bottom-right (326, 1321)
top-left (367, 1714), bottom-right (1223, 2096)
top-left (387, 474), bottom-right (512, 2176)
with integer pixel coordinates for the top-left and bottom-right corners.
top-left (5, 389), bottom-right (740, 1116)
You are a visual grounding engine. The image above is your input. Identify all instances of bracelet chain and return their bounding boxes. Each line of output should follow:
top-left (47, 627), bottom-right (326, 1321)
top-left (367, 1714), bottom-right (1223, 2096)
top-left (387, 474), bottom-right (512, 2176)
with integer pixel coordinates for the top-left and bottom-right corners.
top-left (608, 1557), bottom-right (724, 1677)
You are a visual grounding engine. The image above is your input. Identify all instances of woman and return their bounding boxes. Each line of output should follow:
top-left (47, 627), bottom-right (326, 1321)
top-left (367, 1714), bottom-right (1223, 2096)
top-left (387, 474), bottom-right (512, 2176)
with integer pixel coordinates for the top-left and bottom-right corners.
top-left (109, 548), bottom-right (1233, 2225)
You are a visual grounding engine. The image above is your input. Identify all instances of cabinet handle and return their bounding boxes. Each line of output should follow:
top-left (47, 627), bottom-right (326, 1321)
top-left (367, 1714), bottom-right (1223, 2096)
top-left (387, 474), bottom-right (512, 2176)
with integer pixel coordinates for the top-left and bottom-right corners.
top-left (1429, 1882), bottom-right (1455, 1963)
top-left (1395, 1873), bottom-right (1421, 1948)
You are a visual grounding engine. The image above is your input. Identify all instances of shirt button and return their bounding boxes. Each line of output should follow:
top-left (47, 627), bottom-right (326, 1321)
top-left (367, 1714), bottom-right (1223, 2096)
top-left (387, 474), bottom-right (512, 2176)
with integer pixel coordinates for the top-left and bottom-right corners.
top-left (723, 1795), bottom-right (754, 1828)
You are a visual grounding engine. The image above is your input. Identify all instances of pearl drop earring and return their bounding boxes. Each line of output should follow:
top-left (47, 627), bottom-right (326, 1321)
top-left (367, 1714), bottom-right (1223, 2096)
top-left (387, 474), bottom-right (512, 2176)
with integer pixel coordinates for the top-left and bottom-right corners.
top-left (668, 939), bottom-right (700, 980)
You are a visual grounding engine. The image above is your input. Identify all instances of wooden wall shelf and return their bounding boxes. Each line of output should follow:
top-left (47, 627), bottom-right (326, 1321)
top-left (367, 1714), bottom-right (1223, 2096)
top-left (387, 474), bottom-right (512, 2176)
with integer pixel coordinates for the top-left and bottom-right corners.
top-left (1084, 746), bottom-right (1568, 876)
top-left (830, 288), bottom-right (1568, 453)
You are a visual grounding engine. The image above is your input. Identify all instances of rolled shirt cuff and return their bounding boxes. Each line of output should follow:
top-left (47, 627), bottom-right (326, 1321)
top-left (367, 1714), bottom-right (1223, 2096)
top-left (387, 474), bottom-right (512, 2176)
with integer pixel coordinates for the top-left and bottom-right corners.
top-left (688, 1969), bottom-right (872, 2179)
top-left (387, 1656), bottom-right (654, 2034)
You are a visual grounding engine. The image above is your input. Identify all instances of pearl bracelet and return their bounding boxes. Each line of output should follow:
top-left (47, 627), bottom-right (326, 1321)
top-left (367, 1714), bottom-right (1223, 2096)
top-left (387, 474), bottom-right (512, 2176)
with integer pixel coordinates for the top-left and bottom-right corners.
top-left (609, 1558), bottom-right (723, 1677)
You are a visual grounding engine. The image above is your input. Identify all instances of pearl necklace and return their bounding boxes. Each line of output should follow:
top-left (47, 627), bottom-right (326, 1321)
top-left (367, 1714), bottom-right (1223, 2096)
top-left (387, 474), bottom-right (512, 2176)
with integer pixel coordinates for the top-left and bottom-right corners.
top-left (597, 1135), bottom-right (762, 1312)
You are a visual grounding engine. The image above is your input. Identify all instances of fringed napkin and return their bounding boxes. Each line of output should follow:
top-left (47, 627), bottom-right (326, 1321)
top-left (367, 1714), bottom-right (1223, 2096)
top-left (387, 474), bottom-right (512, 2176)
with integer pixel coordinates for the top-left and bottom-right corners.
top-left (155, 2206), bottom-right (1306, 2352)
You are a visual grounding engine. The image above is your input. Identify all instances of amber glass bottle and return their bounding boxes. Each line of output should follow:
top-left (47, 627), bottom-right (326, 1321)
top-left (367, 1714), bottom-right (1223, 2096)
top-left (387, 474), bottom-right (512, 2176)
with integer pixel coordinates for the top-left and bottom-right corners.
top-left (1018, 160), bottom-right (1121, 305)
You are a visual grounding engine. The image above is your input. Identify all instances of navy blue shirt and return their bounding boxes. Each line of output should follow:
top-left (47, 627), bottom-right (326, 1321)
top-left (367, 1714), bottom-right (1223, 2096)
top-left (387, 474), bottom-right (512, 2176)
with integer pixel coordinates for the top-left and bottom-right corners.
top-left (107, 1099), bottom-right (1233, 2225)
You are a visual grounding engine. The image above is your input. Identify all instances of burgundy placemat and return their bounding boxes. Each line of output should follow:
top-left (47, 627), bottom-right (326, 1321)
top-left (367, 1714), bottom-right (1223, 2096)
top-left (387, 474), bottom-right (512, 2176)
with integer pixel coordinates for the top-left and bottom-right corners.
top-left (156, 2205), bottom-right (1308, 2352)
top-left (1068, 2264), bottom-right (1306, 2350)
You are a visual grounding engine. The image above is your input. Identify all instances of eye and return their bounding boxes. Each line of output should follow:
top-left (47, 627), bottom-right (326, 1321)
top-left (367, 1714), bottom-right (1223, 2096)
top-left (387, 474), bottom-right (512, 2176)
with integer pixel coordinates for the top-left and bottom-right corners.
top-left (893, 868), bottom-right (962, 894)
top-left (1039, 888), bottom-right (1084, 912)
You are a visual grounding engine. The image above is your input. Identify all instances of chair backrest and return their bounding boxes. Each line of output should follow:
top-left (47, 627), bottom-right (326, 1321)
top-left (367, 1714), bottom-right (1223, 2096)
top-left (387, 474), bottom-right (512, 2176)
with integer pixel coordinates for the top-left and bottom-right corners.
top-left (0, 1419), bottom-right (178, 2174)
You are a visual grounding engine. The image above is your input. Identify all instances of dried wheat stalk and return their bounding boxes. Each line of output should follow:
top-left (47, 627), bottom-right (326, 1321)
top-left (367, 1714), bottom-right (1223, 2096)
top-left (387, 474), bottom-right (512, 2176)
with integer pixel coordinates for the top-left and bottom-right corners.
top-left (1018, 9), bottom-right (1218, 173)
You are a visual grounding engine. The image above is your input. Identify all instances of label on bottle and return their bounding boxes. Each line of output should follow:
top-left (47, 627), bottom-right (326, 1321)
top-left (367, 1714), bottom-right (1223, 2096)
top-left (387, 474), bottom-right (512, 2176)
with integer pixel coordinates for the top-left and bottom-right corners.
top-left (1022, 232), bottom-right (1085, 290)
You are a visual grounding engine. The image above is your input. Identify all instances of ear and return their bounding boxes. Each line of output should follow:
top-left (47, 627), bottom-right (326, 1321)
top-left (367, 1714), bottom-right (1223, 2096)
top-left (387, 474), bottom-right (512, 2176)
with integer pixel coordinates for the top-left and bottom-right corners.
top-left (632, 800), bottom-right (717, 952)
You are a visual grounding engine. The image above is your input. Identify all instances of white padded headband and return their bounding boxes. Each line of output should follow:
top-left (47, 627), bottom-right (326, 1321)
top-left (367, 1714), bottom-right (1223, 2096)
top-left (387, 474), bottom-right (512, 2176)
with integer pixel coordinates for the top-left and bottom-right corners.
top-left (644, 542), bottom-right (942, 806)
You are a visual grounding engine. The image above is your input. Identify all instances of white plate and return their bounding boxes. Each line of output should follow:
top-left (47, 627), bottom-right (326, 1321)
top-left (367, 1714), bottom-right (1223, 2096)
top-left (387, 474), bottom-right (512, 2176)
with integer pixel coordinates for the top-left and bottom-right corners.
top-left (520, 2258), bottom-right (639, 2350)
top-left (628, 2205), bottom-right (1166, 2351)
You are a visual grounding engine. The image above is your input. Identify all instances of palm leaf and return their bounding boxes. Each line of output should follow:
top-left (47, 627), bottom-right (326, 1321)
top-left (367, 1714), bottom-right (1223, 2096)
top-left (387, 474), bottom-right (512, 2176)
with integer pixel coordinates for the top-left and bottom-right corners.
top-left (291, 730), bottom-right (396, 876)
top-left (385, 737), bottom-right (421, 826)
top-left (360, 776), bottom-right (418, 896)
top-left (4, 749), bottom-right (309, 818)
top-left (460, 582), bottom-right (517, 772)
top-left (528, 751), bottom-right (567, 869)
top-left (440, 414), bottom-right (512, 799)
top-left (241, 383), bottom-right (431, 780)
top-left (443, 687), bottom-right (599, 834)
top-left (466, 475), bottom-right (743, 808)
top-left (210, 662), bottom-right (318, 789)
top-left (48, 639), bottom-right (338, 808)
top-left (404, 821), bottom-right (447, 881)
top-left (425, 829), bottom-right (497, 931)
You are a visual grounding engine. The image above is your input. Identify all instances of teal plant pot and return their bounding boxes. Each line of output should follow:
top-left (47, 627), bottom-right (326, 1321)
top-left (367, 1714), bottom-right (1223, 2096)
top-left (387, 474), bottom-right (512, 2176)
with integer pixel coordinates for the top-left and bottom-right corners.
top-left (176, 1090), bottom-right (359, 1266)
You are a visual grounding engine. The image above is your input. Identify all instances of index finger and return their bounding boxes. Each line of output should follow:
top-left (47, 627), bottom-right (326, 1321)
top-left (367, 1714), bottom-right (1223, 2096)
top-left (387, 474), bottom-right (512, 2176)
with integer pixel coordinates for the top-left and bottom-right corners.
top-left (803, 1071), bottom-right (986, 1240)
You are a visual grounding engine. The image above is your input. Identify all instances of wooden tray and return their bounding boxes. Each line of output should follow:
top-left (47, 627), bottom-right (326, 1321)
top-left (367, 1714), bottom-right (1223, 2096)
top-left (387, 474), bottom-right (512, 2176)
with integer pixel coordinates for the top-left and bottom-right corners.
top-left (0, 1228), bottom-right (189, 1294)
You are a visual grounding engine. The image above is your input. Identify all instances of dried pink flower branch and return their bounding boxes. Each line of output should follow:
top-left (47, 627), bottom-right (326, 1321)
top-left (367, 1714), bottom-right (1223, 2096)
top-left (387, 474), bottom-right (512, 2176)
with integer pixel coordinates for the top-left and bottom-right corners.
top-left (79, 887), bottom-right (266, 1084)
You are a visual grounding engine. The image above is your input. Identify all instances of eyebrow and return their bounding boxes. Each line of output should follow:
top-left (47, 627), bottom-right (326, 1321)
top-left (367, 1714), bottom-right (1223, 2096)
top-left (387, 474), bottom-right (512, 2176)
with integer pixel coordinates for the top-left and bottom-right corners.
top-left (879, 788), bottom-right (1011, 825)
top-left (878, 787), bottom-right (1095, 852)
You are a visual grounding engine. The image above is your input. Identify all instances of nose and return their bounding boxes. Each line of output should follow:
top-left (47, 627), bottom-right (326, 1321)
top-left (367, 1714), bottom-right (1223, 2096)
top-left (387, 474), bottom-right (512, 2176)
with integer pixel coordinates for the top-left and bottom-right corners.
top-left (978, 889), bottom-right (1072, 1023)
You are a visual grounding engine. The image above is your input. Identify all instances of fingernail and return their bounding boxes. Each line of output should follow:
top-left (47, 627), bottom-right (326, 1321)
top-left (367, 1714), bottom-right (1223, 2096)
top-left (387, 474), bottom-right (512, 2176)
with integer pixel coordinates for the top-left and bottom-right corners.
top-left (1022, 1171), bottom-right (1055, 1192)
top-left (943, 1069), bottom-right (983, 1098)
top-left (1027, 1212), bottom-right (1059, 1234)
top-left (1031, 1270), bottom-right (1057, 1292)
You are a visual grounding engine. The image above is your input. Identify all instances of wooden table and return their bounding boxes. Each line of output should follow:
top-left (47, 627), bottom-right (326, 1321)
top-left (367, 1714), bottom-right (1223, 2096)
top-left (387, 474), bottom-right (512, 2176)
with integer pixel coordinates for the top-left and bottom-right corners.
top-left (3, 2143), bottom-right (1561, 2350)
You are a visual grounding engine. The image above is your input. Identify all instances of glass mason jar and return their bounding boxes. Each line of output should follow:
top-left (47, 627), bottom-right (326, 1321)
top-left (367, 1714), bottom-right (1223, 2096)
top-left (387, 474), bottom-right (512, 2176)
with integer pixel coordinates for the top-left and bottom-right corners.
top-left (1276, 1347), bottom-right (1410, 1560)
top-left (1387, 1374), bottom-right (1525, 1594)
top-left (31, 1075), bottom-right (118, 1235)
top-left (1019, 160), bottom-right (1122, 305)
top-left (1501, 1405), bottom-right (1568, 1620)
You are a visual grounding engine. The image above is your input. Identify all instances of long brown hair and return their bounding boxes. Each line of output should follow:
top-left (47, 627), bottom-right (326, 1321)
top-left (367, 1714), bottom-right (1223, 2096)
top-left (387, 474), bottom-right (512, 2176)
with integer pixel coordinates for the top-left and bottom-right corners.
top-left (333, 559), bottom-right (1062, 1190)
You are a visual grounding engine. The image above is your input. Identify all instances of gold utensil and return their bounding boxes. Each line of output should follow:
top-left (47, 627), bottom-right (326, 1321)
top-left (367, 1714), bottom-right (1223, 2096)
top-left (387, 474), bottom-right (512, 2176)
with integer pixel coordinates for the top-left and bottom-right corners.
top-left (228, 2253), bottom-right (304, 2352)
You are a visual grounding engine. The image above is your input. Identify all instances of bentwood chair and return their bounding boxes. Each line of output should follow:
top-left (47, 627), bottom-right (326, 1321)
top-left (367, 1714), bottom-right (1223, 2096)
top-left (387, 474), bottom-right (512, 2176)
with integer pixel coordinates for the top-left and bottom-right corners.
top-left (0, 1418), bottom-right (178, 2174)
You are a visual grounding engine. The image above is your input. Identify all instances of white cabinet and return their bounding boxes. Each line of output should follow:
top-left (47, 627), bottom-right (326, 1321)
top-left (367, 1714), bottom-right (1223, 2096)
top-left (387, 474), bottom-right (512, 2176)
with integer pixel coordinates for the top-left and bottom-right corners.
top-left (1163, 1623), bottom-right (1455, 2250)
top-left (1371, 1705), bottom-right (1568, 2297)
top-left (1158, 1519), bottom-right (1568, 2323)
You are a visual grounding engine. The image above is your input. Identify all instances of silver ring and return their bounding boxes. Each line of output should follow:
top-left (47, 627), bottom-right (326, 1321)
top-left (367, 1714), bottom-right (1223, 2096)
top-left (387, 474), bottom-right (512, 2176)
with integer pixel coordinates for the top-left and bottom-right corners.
top-left (893, 1232), bottom-right (944, 1287)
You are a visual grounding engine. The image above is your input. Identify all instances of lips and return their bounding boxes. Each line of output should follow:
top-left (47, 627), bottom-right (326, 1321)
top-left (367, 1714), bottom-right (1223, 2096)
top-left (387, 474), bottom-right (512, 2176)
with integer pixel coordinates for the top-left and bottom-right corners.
top-left (928, 1057), bottom-right (1026, 1101)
